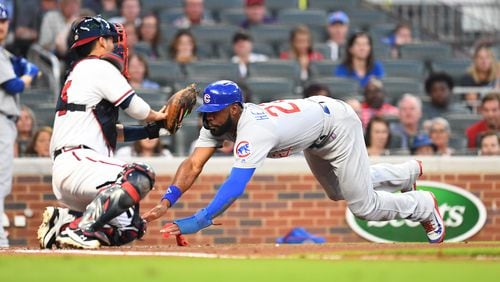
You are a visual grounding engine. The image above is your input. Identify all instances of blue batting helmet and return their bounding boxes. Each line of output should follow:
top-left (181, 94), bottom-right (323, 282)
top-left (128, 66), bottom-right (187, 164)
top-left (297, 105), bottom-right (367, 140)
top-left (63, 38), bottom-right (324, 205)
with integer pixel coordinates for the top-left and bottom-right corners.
top-left (196, 80), bottom-right (243, 113)
top-left (70, 16), bottom-right (118, 49)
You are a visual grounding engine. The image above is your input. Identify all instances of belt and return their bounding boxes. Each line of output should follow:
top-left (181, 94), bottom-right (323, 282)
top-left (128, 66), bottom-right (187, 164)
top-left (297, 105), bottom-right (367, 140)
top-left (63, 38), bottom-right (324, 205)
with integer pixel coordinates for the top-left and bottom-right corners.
top-left (0, 111), bottom-right (18, 123)
top-left (53, 145), bottom-right (91, 160)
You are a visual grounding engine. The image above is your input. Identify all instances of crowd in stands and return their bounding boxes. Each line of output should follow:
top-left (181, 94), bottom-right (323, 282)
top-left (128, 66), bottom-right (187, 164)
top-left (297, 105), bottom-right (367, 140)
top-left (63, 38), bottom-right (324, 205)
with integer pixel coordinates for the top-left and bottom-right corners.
top-left (3, 0), bottom-right (499, 157)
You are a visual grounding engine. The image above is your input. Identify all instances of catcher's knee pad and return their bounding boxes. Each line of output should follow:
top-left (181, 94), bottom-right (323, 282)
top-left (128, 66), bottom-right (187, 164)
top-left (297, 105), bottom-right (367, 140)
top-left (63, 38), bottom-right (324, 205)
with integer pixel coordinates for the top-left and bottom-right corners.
top-left (93, 205), bottom-right (147, 246)
top-left (78, 162), bottom-right (155, 231)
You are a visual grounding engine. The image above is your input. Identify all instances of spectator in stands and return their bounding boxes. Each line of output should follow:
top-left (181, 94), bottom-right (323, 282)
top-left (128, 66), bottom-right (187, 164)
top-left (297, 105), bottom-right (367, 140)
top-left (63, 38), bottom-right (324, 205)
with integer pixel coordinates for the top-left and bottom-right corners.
top-left (478, 130), bottom-right (500, 156)
top-left (365, 116), bottom-right (391, 156)
top-left (325, 11), bottom-right (349, 61)
top-left (460, 43), bottom-right (498, 113)
top-left (173, 0), bottom-right (214, 29)
top-left (360, 77), bottom-right (399, 128)
top-left (382, 22), bottom-right (413, 59)
top-left (14, 105), bottom-right (36, 158)
top-left (9, 0), bottom-right (57, 57)
top-left (137, 13), bottom-right (165, 59)
top-left (428, 117), bottom-right (454, 156)
top-left (24, 126), bottom-right (52, 157)
top-left (115, 138), bottom-right (174, 158)
top-left (465, 92), bottom-right (500, 148)
top-left (410, 134), bottom-right (436, 156)
top-left (344, 97), bottom-right (362, 120)
top-left (240, 0), bottom-right (275, 29)
top-left (128, 53), bottom-right (160, 90)
top-left (87, 0), bottom-right (119, 18)
top-left (231, 31), bottom-right (268, 78)
top-left (123, 21), bottom-right (138, 54)
top-left (335, 31), bottom-right (384, 88)
top-left (38, 0), bottom-right (81, 57)
top-left (423, 72), bottom-right (468, 120)
top-left (302, 83), bottom-right (331, 98)
top-left (169, 29), bottom-right (197, 75)
top-left (390, 94), bottom-right (423, 150)
top-left (280, 24), bottom-right (324, 81)
top-left (108, 0), bottom-right (141, 26)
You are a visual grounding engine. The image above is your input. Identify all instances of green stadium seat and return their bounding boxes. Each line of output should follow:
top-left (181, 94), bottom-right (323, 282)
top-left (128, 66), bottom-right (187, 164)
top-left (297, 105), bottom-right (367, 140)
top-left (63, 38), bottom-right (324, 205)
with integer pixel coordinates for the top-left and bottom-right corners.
top-left (266, 0), bottom-right (299, 16)
top-left (311, 77), bottom-right (359, 99)
top-left (278, 9), bottom-right (328, 27)
top-left (400, 43), bottom-right (452, 62)
top-left (381, 77), bottom-right (424, 104)
top-left (246, 77), bottom-right (297, 103)
top-left (159, 8), bottom-right (184, 25)
top-left (349, 10), bottom-right (389, 31)
top-left (185, 61), bottom-right (240, 81)
top-left (308, 0), bottom-right (359, 12)
top-left (219, 8), bottom-right (246, 26)
top-left (248, 60), bottom-right (301, 80)
top-left (205, 0), bottom-right (244, 21)
top-left (431, 58), bottom-right (471, 83)
top-left (310, 60), bottom-right (340, 78)
top-left (443, 113), bottom-right (482, 136)
top-left (381, 59), bottom-right (426, 79)
top-left (148, 60), bottom-right (185, 86)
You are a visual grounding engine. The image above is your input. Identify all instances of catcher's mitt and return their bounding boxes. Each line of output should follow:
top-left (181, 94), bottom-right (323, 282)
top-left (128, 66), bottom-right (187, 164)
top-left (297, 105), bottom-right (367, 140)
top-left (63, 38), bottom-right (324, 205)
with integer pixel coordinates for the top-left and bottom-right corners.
top-left (162, 84), bottom-right (198, 134)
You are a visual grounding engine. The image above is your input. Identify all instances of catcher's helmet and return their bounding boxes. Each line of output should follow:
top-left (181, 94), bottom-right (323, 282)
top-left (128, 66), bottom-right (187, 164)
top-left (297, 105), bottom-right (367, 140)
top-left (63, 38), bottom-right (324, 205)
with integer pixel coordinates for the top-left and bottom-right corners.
top-left (0, 3), bottom-right (8, 20)
top-left (197, 80), bottom-right (243, 113)
top-left (70, 16), bottom-right (118, 49)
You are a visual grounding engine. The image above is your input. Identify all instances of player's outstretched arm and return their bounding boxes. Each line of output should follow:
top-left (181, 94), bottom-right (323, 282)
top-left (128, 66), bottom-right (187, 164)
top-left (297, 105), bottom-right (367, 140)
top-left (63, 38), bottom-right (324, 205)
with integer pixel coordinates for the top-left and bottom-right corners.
top-left (142, 147), bottom-right (216, 222)
top-left (161, 167), bottom-right (256, 235)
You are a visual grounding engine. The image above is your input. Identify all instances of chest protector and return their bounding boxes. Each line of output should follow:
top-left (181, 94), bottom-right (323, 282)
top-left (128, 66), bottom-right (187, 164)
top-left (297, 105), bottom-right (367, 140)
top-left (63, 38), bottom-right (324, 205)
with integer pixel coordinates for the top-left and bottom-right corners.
top-left (93, 99), bottom-right (119, 150)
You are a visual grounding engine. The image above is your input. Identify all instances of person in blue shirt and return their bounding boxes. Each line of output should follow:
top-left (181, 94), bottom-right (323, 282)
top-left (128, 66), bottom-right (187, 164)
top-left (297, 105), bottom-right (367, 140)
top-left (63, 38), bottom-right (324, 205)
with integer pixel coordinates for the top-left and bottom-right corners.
top-left (334, 31), bottom-right (384, 88)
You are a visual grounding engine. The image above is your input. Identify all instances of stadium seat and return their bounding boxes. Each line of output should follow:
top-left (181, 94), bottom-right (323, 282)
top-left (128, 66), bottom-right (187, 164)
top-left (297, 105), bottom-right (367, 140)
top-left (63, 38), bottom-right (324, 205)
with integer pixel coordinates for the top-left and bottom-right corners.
top-left (185, 61), bottom-right (240, 81)
top-left (135, 90), bottom-right (169, 106)
top-left (33, 104), bottom-right (56, 127)
top-left (310, 60), bottom-right (340, 78)
top-left (175, 77), bottom-right (216, 94)
top-left (159, 8), bottom-right (184, 25)
top-left (431, 58), bottom-right (471, 83)
top-left (219, 8), bottom-right (246, 26)
top-left (444, 113), bottom-right (482, 136)
top-left (381, 59), bottom-right (426, 79)
top-left (173, 122), bottom-right (200, 156)
top-left (160, 24), bottom-right (178, 43)
top-left (250, 25), bottom-right (292, 54)
top-left (349, 10), bottom-right (389, 31)
top-left (21, 88), bottom-right (54, 108)
top-left (314, 43), bottom-right (332, 60)
top-left (205, 0), bottom-right (244, 21)
top-left (142, 0), bottom-right (182, 12)
top-left (308, 0), bottom-right (359, 12)
top-left (266, 0), bottom-right (299, 16)
top-left (246, 77), bottom-right (297, 103)
top-left (217, 41), bottom-right (276, 59)
top-left (148, 60), bottom-right (185, 86)
top-left (381, 77), bottom-right (424, 104)
top-left (191, 25), bottom-right (239, 46)
top-left (311, 77), bottom-right (359, 100)
top-left (248, 60), bottom-right (301, 80)
top-left (278, 9), bottom-right (328, 28)
top-left (399, 43), bottom-right (452, 62)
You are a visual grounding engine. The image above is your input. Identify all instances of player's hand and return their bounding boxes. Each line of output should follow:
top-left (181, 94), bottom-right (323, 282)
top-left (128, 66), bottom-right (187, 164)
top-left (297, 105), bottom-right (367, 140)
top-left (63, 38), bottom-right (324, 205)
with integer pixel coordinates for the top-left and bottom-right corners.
top-left (160, 222), bottom-right (181, 236)
top-left (141, 200), bottom-right (169, 222)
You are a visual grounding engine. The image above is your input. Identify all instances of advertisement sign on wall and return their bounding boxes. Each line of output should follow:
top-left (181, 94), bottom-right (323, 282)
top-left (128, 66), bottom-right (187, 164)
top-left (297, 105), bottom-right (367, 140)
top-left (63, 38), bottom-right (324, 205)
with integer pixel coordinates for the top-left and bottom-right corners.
top-left (346, 181), bottom-right (487, 242)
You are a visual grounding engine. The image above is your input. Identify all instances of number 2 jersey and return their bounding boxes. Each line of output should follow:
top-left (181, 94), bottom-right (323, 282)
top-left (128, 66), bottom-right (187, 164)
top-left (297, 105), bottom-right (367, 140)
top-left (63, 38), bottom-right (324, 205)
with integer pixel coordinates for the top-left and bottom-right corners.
top-left (196, 96), bottom-right (332, 169)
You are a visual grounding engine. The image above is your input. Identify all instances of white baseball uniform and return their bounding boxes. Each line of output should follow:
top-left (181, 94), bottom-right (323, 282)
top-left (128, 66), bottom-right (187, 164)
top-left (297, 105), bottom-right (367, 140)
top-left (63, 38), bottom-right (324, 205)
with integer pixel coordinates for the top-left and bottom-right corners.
top-left (50, 58), bottom-right (150, 213)
top-left (196, 96), bottom-right (435, 222)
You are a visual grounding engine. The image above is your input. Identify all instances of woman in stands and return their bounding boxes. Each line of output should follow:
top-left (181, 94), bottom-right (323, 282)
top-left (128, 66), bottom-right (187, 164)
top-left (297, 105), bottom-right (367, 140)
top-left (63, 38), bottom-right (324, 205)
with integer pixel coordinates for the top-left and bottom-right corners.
top-left (15, 105), bottom-right (37, 157)
top-left (460, 43), bottom-right (498, 113)
top-left (279, 24), bottom-right (324, 81)
top-left (115, 138), bottom-right (173, 158)
top-left (365, 116), bottom-right (391, 156)
top-left (335, 31), bottom-right (384, 88)
top-left (24, 126), bottom-right (52, 158)
top-left (169, 29), bottom-right (198, 75)
top-left (128, 53), bottom-right (160, 90)
top-left (428, 117), bottom-right (455, 156)
top-left (137, 13), bottom-right (165, 59)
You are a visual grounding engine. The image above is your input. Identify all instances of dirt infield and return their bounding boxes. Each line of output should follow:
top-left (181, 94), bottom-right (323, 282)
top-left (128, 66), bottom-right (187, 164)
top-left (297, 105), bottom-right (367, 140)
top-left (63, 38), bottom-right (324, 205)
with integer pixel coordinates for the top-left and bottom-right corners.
top-left (2, 242), bottom-right (500, 259)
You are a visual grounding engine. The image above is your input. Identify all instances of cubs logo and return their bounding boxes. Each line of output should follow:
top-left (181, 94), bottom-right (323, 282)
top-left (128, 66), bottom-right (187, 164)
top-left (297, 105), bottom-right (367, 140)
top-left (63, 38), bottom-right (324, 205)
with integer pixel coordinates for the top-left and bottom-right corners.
top-left (236, 141), bottom-right (251, 158)
top-left (203, 93), bottom-right (211, 104)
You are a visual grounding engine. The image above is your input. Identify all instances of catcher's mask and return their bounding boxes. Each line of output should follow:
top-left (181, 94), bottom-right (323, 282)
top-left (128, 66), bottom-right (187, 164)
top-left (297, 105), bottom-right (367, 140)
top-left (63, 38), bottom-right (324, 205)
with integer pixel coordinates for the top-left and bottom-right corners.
top-left (70, 16), bottom-right (119, 49)
top-left (197, 80), bottom-right (243, 113)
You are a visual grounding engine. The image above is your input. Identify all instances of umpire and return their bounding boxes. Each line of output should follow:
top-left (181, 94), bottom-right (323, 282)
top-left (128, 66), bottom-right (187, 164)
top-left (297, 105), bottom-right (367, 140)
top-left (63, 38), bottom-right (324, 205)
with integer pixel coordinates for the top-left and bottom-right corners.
top-left (0, 3), bottom-right (38, 248)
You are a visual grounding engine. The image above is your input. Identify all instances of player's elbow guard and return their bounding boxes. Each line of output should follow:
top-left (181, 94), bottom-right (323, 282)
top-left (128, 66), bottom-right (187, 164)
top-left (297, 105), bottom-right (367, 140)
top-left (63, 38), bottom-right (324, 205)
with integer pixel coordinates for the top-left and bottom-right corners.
top-left (174, 208), bottom-right (212, 234)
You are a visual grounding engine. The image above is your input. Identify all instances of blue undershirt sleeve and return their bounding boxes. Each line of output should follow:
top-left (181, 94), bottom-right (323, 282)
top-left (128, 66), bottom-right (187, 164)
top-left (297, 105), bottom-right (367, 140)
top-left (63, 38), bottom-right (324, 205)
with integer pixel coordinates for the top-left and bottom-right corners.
top-left (1, 78), bottom-right (25, 95)
top-left (205, 167), bottom-right (256, 219)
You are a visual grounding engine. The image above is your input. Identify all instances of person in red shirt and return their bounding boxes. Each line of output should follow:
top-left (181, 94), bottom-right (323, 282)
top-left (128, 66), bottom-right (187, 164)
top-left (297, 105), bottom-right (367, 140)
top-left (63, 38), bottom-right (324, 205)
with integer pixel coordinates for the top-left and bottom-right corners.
top-left (360, 77), bottom-right (399, 128)
top-left (466, 92), bottom-right (500, 148)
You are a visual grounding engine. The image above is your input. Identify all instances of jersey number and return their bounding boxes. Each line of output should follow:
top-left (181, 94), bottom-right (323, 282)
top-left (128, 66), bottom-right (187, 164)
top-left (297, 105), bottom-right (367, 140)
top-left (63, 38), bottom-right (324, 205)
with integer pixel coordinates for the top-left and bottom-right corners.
top-left (262, 101), bottom-right (301, 117)
top-left (57, 80), bottom-right (72, 116)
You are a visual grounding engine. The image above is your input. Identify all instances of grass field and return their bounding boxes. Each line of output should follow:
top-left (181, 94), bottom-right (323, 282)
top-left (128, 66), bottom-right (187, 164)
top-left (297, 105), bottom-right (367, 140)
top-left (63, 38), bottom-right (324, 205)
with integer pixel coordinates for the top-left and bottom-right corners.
top-left (1, 244), bottom-right (500, 282)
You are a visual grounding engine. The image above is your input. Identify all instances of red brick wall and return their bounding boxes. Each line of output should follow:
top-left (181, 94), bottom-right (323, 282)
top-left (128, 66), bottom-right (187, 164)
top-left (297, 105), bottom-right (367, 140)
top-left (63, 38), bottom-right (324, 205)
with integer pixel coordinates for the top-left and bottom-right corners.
top-left (4, 168), bottom-right (500, 247)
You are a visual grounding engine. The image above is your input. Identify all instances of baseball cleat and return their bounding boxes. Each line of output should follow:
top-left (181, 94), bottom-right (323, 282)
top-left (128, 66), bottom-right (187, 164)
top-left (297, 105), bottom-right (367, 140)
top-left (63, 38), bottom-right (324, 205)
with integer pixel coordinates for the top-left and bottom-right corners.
top-left (401, 160), bottom-right (423, 193)
top-left (420, 192), bottom-right (446, 243)
top-left (56, 228), bottom-right (101, 249)
top-left (37, 207), bottom-right (76, 249)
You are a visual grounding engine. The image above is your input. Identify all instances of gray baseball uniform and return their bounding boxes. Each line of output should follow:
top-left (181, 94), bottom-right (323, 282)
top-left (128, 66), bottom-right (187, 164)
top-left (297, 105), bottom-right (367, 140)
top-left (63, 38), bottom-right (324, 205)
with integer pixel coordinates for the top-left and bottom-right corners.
top-left (0, 47), bottom-right (19, 247)
top-left (197, 96), bottom-right (434, 222)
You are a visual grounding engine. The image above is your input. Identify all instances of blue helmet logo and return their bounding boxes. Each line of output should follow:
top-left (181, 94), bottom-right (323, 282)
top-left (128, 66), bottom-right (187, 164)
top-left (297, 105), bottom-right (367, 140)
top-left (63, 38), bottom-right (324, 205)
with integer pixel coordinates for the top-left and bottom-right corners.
top-left (196, 80), bottom-right (243, 113)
